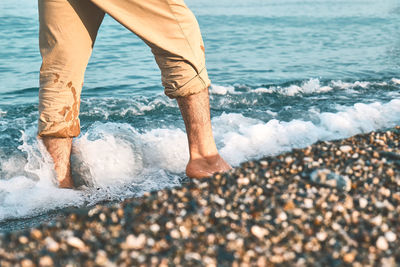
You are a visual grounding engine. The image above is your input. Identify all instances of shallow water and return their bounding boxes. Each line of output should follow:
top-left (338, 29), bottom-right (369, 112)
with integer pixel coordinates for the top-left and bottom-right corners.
top-left (0, 0), bottom-right (399, 226)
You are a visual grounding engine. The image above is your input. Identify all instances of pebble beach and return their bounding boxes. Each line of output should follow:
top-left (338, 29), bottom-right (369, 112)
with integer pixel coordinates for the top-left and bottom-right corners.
top-left (1, 127), bottom-right (400, 266)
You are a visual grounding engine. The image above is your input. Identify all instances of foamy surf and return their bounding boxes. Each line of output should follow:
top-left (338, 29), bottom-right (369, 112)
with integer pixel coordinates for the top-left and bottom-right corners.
top-left (210, 78), bottom-right (400, 97)
top-left (0, 97), bottom-right (399, 222)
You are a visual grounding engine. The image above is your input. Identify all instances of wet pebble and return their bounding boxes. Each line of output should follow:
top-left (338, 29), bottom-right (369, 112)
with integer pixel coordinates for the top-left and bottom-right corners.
top-left (2, 126), bottom-right (400, 266)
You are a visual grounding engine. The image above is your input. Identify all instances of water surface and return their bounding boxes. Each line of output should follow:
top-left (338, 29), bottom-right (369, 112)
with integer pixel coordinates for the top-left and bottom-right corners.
top-left (0, 0), bottom-right (399, 226)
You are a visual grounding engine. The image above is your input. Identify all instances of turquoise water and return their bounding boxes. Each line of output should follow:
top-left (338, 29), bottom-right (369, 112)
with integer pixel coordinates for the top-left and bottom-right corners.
top-left (0, 0), bottom-right (400, 223)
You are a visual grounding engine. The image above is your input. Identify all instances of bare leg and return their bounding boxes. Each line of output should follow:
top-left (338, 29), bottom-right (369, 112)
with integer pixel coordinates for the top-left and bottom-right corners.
top-left (41, 137), bottom-right (74, 188)
top-left (177, 89), bottom-right (231, 179)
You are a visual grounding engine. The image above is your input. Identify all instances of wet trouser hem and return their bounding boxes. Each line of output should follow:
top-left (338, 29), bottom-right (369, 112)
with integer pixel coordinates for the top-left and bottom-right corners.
top-left (165, 67), bottom-right (211, 99)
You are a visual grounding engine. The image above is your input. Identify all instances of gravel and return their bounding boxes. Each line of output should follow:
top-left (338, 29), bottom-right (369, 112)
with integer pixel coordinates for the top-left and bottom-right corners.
top-left (1, 127), bottom-right (400, 266)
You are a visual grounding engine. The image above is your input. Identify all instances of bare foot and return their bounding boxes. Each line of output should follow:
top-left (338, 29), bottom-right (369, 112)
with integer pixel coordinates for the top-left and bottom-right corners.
top-left (186, 154), bottom-right (232, 179)
top-left (58, 177), bottom-right (74, 189)
top-left (41, 137), bottom-right (74, 188)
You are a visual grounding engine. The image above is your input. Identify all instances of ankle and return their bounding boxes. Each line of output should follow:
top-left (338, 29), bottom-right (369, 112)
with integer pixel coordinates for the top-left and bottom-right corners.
top-left (190, 150), bottom-right (219, 161)
top-left (186, 153), bottom-right (232, 179)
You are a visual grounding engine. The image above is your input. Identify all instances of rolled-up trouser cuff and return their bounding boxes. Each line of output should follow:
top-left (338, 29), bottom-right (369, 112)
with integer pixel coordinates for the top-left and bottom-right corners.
top-left (164, 66), bottom-right (211, 99)
top-left (38, 78), bottom-right (82, 138)
top-left (38, 118), bottom-right (81, 138)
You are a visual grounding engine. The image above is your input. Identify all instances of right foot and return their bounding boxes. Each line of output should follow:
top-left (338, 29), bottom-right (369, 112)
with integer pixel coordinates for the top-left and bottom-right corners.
top-left (186, 154), bottom-right (232, 179)
top-left (58, 177), bottom-right (74, 189)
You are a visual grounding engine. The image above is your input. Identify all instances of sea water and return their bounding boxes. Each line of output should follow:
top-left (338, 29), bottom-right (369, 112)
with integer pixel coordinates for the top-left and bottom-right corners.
top-left (0, 0), bottom-right (399, 226)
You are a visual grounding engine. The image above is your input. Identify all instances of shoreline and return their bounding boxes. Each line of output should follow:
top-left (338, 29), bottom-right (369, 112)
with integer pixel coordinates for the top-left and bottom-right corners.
top-left (1, 127), bottom-right (400, 266)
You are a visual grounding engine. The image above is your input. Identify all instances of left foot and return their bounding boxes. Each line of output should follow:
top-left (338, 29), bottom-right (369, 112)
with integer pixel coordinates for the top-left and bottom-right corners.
top-left (41, 136), bottom-right (74, 188)
top-left (186, 154), bottom-right (232, 179)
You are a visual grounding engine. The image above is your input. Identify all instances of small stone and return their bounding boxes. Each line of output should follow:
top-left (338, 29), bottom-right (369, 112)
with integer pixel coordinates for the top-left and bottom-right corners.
top-left (344, 196), bottom-right (354, 209)
top-left (343, 252), bottom-right (356, 263)
top-left (316, 231), bottom-right (327, 242)
top-left (150, 224), bottom-right (160, 233)
top-left (179, 225), bottom-right (190, 238)
top-left (88, 207), bottom-right (100, 217)
top-left (30, 229), bottom-right (43, 240)
top-left (251, 225), bottom-right (269, 239)
top-left (285, 156), bottom-right (294, 164)
top-left (277, 211), bottom-right (287, 221)
top-left (117, 208), bottom-right (124, 218)
top-left (304, 198), bottom-right (313, 209)
top-left (20, 259), bottom-right (35, 267)
top-left (381, 223), bottom-right (389, 232)
top-left (67, 236), bottom-right (87, 251)
top-left (359, 198), bottom-right (368, 209)
top-left (237, 177), bottom-right (250, 186)
top-left (95, 250), bottom-right (110, 266)
top-left (351, 211), bottom-right (360, 224)
top-left (376, 236), bottom-right (389, 250)
top-left (19, 236), bottom-right (29, 244)
top-left (371, 215), bottom-right (382, 226)
top-left (170, 229), bottom-right (181, 239)
top-left (45, 237), bottom-right (60, 252)
top-left (39, 256), bottom-right (54, 267)
top-left (226, 232), bottom-right (237, 241)
top-left (284, 200), bottom-right (295, 211)
top-left (386, 168), bottom-right (394, 177)
top-left (385, 231), bottom-right (397, 242)
top-left (122, 234), bottom-right (146, 249)
top-left (340, 145), bottom-right (352, 153)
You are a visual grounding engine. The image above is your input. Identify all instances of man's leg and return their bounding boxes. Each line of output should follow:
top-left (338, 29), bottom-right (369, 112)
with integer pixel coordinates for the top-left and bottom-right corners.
top-left (177, 90), bottom-right (231, 178)
top-left (90, 0), bottom-right (231, 178)
top-left (41, 137), bottom-right (73, 188)
top-left (38, 0), bottom-right (104, 188)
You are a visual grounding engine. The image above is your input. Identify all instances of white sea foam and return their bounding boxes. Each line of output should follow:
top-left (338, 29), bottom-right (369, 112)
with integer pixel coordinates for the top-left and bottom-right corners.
top-left (209, 84), bottom-right (236, 95)
top-left (216, 99), bottom-right (400, 165)
top-left (0, 98), bottom-right (399, 221)
top-left (209, 78), bottom-right (398, 97)
top-left (392, 78), bottom-right (400, 85)
top-left (82, 95), bottom-right (177, 119)
top-left (0, 129), bottom-right (84, 221)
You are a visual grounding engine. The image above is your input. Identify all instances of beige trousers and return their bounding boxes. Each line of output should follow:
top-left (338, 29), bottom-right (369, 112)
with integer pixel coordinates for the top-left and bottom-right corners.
top-left (38, 0), bottom-right (210, 137)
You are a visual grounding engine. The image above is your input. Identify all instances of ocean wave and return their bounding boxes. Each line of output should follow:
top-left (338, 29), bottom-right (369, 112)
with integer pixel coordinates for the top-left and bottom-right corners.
top-left (0, 98), bottom-right (399, 221)
top-left (209, 78), bottom-right (400, 97)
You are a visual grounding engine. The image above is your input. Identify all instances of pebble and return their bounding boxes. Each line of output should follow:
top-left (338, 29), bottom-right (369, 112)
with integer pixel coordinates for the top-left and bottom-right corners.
top-left (251, 225), bottom-right (268, 239)
top-left (304, 198), bottom-right (313, 209)
top-left (343, 252), bottom-right (356, 263)
top-left (170, 229), bottom-right (181, 239)
top-left (45, 237), bottom-right (60, 252)
top-left (95, 250), bottom-right (111, 266)
top-left (385, 232), bottom-right (397, 242)
top-left (20, 259), bottom-right (35, 267)
top-left (18, 236), bottom-right (28, 244)
top-left (277, 211), bottom-right (287, 221)
top-left (39, 256), bottom-right (54, 267)
top-left (371, 215), bottom-right (383, 226)
top-left (30, 229), bottom-right (42, 240)
top-left (340, 145), bottom-right (352, 153)
top-left (1, 126), bottom-right (400, 266)
top-left (150, 224), bottom-right (160, 233)
top-left (316, 231), bottom-right (328, 242)
top-left (359, 198), bottom-right (368, 209)
top-left (123, 234), bottom-right (146, 250)
top-left (66, 236), bottom-right (87, 251)
top-left (376, 236), bottom-right (389, 250)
